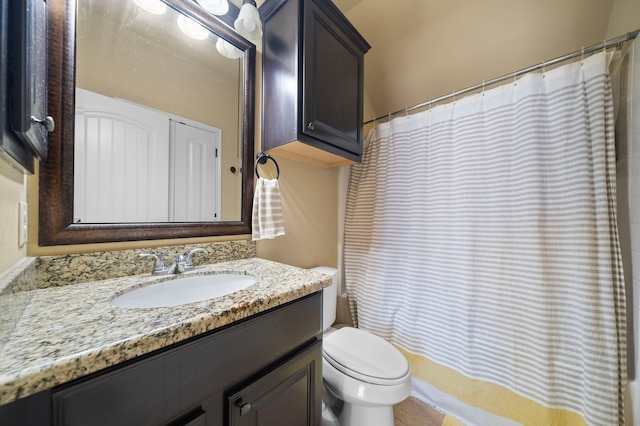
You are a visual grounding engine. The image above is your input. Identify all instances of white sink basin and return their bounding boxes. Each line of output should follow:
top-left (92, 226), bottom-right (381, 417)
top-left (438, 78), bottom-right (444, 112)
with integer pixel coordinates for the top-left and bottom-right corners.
top-left (111, 274), bottom-right (256, 308)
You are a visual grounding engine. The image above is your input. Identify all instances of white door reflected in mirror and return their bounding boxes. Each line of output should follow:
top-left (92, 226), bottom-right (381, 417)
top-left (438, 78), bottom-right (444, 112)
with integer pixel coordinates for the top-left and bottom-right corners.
top-left (74, 89), bottom-right (222, 223)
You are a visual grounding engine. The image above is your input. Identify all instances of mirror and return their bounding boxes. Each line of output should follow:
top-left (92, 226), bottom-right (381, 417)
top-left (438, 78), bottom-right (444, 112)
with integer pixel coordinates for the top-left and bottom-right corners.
top-left (39, 0), bottom-right (256, 245)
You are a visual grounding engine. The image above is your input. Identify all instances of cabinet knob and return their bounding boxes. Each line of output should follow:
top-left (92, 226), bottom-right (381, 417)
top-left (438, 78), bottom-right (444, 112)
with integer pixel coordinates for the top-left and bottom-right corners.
top-left (31, 115), bottom-right (55, 133)
top-left (236, 399), bottom-right (252, 416)
top-left (307, 122), bottom-right (315, 130)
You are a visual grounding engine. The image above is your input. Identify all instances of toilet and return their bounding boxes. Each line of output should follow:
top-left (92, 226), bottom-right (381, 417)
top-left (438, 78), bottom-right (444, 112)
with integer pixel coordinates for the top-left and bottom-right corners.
top-left (310, 267), bottom-right (412, 426)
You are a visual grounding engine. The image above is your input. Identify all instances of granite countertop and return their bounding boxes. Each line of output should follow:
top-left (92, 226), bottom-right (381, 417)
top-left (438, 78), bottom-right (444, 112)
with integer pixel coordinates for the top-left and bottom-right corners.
top-left (0, 258), bottom-right (330, 406)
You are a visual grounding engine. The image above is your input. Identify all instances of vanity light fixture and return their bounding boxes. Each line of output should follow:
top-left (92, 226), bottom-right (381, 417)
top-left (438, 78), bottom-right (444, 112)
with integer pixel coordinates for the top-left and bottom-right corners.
top-left (195, 0), bottom-right (229, 16)
top-left (216, 38), bottom-right (243, 59)
top-left (132, 0), bottom-right (167, 15)
top-left (177, 14), bottom-right (209, 40)
top-left (234, 0), bottom-right (262, 41)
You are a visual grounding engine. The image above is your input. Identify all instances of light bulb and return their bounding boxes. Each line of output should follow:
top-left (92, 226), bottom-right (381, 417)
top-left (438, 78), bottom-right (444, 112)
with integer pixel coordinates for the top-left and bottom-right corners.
top-left (216, 38), bottom-right (242, 59)
top-left (132, 0), bottom-right (167, 15)
top-left (240, 21), bottom-right (256, 32)
top-left (177, 14), bottom-right (209, 40)
top-left (195, 0), bottom-right (229, 16)
top-left (234, 2), bottom-right (262, 41)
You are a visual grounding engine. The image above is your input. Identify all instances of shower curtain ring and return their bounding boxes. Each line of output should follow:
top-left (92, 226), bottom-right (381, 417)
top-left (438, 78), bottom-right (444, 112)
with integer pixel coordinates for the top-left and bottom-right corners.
top-left (542, 61), bottom-right (546, 78)
top-left (581, 47), bottom-right (585, 64)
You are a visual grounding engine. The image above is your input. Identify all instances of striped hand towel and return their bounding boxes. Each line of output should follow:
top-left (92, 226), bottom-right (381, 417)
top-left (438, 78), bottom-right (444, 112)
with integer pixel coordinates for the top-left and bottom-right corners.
top-left (252, 177), bottom-right (285, 240)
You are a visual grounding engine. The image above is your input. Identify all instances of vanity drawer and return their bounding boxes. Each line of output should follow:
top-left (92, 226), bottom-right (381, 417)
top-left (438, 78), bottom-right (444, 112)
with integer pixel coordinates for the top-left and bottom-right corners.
top-left (51, 292), bottom-right (322, 426)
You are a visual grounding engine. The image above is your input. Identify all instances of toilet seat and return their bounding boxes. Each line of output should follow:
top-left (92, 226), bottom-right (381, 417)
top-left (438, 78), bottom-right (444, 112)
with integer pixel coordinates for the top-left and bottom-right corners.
top-left (323, 327), bottom-right (410, 386)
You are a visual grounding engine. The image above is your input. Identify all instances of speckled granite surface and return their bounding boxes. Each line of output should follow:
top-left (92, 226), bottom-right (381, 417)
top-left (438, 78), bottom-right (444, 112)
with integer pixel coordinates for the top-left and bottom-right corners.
top-left (0, 257), bottom-right (330, 406)
top-left (0, 258), bottom-right (38, 355)
top-left (35, 240), bottom-right (256, 288)
top-left (0, 257), bottom-right (37, 295)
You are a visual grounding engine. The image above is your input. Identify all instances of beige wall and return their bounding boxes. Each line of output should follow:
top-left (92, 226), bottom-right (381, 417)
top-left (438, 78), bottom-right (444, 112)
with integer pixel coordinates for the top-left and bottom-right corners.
top-left (0, 160), bottom-right (26, 276)
top-left (5, 0), bottom-right (638, 273)
top-left (255, 157), bottom-right (339, 268)
top-left (606, 0), bottom-right (640, 39)
top-left (347, 0), bottom-right (618, 120)
top-left (253, 74), bottom-right (380, 270)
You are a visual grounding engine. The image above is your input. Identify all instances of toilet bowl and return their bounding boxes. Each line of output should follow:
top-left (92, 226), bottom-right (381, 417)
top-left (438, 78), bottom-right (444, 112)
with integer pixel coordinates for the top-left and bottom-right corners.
top-left (310, 267), bottom-right (412, 426)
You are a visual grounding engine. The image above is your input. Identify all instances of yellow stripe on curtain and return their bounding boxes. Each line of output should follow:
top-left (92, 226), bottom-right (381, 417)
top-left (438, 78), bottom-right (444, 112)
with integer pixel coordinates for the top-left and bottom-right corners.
top-left (398, 347), bottom-right (587, 426)
top-left (442, 415), bottom-right (465, 426)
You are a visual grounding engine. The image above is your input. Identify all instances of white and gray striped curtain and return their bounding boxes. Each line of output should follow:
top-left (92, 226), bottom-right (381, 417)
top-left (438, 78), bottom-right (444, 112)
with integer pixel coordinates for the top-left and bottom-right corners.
top-left (344, 52), bottom-right (626, 425)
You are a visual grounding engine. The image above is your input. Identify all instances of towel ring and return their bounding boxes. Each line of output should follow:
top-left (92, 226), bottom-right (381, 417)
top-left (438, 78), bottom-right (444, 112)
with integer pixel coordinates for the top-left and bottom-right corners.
top-left (255, 152), bottom-right (280, 179)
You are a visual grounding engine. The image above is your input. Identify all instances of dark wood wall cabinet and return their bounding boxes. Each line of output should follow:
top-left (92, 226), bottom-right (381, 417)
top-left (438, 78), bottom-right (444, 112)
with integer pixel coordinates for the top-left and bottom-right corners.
top-left (0, 293), bottom-right (323, 426)
top-left (0, 0), bottom-right (51, 174)
top-left (260, 0), bottom-right (370, 168)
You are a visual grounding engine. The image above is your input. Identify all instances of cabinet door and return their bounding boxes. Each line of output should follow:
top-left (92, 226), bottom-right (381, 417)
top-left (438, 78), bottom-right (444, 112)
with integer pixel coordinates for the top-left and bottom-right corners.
top-left (227, 341), bottom-right (322, 426)
top-left (302, 0), bottom-right (363, 157)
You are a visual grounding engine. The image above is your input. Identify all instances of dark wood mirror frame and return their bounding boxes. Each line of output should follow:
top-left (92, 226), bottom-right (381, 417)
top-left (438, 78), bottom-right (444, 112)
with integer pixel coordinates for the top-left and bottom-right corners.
top-left (39, 0), bottom-right (256, 246)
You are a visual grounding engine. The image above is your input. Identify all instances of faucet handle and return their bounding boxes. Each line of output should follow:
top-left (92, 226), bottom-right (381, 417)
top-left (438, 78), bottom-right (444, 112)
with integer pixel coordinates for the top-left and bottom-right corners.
top-left (185, 248), bottom-right (205, 267)
top-left (174, 248), bottom-right (205, 273)
top-left (140, 252), bottom-right (173, 275)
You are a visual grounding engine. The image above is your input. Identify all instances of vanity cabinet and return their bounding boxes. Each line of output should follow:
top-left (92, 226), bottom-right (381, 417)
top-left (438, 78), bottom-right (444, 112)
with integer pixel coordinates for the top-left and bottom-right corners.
top-left (260, 0), bottom-right (370, 168)
top-left (227, 341), bottom-right (321, 425)
top-left (0, 293), bottom-right (322, 426)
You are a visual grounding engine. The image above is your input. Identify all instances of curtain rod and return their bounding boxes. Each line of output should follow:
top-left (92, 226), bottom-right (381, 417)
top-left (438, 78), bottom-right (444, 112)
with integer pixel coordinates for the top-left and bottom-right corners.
top-left (364, 28), bottom-right (640, 125)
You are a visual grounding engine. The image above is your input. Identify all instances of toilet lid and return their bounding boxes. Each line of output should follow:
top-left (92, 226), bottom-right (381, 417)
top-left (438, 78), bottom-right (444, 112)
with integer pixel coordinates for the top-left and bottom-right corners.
top-left (323, 327), bottom-right (410, 386)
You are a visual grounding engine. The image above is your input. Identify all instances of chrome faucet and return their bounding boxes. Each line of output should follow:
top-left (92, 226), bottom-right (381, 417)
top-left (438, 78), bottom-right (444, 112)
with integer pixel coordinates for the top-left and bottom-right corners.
top-left (140, 248), bottom-right (205, 275)
top-left (175, 248), bottom-right (205, 273)
top-left (139, 253), bottom-right (176, 275)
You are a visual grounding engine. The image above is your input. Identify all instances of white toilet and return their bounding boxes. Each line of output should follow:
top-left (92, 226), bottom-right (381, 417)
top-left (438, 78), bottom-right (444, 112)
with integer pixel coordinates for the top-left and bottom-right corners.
top-left (310, 267), bottom-right (412, 426)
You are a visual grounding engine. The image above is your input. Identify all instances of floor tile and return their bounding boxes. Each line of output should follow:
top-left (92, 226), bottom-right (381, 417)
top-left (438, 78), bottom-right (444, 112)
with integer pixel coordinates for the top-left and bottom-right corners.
top-left (394, 396), bottom-right (446, 426)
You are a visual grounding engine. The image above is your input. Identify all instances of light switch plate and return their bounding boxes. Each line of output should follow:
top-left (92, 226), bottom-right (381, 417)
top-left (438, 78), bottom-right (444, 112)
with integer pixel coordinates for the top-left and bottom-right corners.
top-left (18, 201), bottom-right (28, 247)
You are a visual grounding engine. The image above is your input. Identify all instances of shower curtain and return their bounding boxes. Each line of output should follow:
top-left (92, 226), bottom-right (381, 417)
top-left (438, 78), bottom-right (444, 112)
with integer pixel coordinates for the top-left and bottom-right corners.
top-left (344, 52), bottom-right (626, 426)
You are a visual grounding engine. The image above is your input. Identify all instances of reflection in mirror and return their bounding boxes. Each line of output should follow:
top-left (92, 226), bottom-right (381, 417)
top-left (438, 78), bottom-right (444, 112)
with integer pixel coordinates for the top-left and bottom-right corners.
top-left (75, 0), bottom-right (242, 223)
top-left (38, 0), bottom-right (255, 245)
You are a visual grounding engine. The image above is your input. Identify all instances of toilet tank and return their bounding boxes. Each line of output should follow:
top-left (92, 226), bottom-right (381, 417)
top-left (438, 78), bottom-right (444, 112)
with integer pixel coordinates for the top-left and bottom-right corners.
top-left (309, 266), bottom-right (337, 331)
